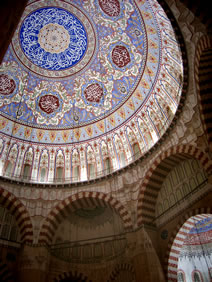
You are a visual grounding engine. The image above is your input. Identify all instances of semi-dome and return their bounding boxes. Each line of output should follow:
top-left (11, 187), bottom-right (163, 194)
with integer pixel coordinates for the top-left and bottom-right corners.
top-left (0, 0), bottom-right (183, 184)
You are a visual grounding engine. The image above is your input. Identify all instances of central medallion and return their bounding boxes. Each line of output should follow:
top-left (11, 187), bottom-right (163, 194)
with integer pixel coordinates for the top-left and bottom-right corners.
top-left (38, 23), bottom-right (70, 54)
top-left (13, 3), bottom-right (96, 78)
top-left (20, 7), bottom-right (87, 71)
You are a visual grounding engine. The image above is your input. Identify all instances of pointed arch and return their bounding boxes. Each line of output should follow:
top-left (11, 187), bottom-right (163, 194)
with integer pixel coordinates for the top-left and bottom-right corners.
top-left (21, 146), bottom-right (34, 180)
top-left (194, 35), bottom-right (212, 150)
top-left (86, 144), bottom-right (96, 180)
top-left (3, 143), bottom-right (19, 178)
top-left (100, 140), bottom-right (113, 175)
top-left (38, 148), bottom-right (50, 182)
top-left (39, 192), bottom-right (133, 244)
top-left (108, 263), bottom-right (135, 282)
top-left (0, 259), bottom-right (14, 282)
top-left (0, 188), bottom-right (33, 243)
top-left (55, 149), bottom-right (65, 182)
top-left (53, 271), bottom-right (91, 282)
top-left (165, 208), bottom-right (212, 281)
top-left (137, 145), bottom-right (212, 226)
top-left (113, 133), bottom-right (127, 168)
top-left (71, 147), bottom-right (81, 181)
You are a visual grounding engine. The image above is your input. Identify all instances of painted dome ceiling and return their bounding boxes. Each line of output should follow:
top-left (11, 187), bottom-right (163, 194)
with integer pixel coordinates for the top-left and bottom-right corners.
top-left (0, 0), bottom-right (183, 184)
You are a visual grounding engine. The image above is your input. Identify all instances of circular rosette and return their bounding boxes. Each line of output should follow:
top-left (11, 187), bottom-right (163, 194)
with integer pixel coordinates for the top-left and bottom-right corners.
top-left (19, 7), bottom-right (87, 71)
top-left (12, 2), bottom-right (96, 78)
top-left (0, 61), bottom-right (27, 107)
top-left (74, 72), bottom-right (113, 117)
top-left (26, 82), bottom-right (72, 125)
top-left (100, 33), bottom-right (143, 80)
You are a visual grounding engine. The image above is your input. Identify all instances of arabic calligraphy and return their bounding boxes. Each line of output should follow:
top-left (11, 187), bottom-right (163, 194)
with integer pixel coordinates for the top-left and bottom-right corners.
top-left (20, 7), bottom-right (87, 70)
top-left (39, 95), bottom-right (60, 114)
top-left (98, 0), bottom-right (120, 17)
top-left (112, 45), bottom-right (131, 68)
top-left (0, 74), bottom-right (16, 95)
top-left (84, 83), bottom-right (104, 103)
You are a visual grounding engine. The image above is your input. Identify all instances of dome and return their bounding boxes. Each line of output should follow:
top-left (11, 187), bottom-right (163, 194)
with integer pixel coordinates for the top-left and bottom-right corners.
top-left (178, 216), bottom-right (212, 282)
top-left (0, 0), bottom-right (183, 184)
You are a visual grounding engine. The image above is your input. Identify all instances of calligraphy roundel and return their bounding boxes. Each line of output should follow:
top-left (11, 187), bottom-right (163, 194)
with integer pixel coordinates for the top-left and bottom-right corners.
top-left (12, 2), bottom-right (96, 78)
top-left (0, 74), bottom-right (16, 95)
top-left (84, 83), bottom-right (104, 103)
top-left (112, 45), bottom-right (131, 68)
top-left (98, 0), bottom-right (121, 17)
top-left (39, 95), bottom-right (60, 115)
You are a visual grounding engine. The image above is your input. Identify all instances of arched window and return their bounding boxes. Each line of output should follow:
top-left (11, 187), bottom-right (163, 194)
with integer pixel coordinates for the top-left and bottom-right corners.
top-left (71, 149), bottom-right (80, 181)
top-left (72, 165), bottom-right (80, 181)
top-left (4, 160), bottom-right (13, 177)
top-left (104, 157), bottom-right (112, 174)
top-left (88, 163), bottom-right (95, 180)
top-left (40, 167), bottom-right (47, 182)
top-left (23, 164), bottom-right (31, 179)
top-left (192, 271), bottom-right (202, 282)
top-left (119, 151), bottom-right (126, 167)
top-left (132, 143), bottom-right (140, 158)
top-left (0, 206), bottom-right (19, 242)
top-left (56, 167), bottom-right (64, 182)
top-left (55, 150), bottom-right (65, 182)
top-left (209, 268), bottom-right (212, 280)
top-left (39, 149), bottom-right (49, 182)
top-left (177, 271), bottom-right (185, 282)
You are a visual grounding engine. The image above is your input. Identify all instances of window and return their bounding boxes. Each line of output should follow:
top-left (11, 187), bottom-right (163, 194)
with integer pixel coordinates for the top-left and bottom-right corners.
top-left (88, 163), bottom-right (95, 179)
top-left (72, 166), bottom-right (80, 181)
top-left (177, 271), bottom-right (185, 282)
top-left (40, 167), bottom-right (46, 182)
top-left (104, 158), bottom-right (111, 174)
top-left (0, 206), bottom-right (19, 242)
top-left (209, 268), bottom-right (212, 280)
top-left (23, 164), bottom-right (31, 179)
top-left (132, 143), bottom-right (140, 158)
top-left (56, 167), bottom-right (63, 182)
top-left (4, 161), bottom-right (13, 177)
top-left (119, 151), bottom-right (126, 167)
top-left (192, 271), bottom-right (202, 282)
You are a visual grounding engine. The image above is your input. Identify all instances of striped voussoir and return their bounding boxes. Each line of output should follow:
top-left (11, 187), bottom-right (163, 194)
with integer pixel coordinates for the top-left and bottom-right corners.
top-left (0, 187), bottom-right (33, 243)
top-left (39, 191), bottom-right (133, 244)
top-left (0, 259), bottom-right (13, 282)
top-left (54, 270), bottom-right (91, 282)
top-left (108, 263), bottom-right (135, 281)
top-left (166, 208), bottom-right (212, 282)
top-left (137, 145), bottom-right (212, 226)
top-left (194, 35), bottom-right (212, 148)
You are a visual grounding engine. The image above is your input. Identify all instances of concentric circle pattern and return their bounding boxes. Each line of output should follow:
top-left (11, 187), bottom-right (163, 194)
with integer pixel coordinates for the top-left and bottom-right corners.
top-left (0, 0), bottom-right (183, 183)
top-left (20, 7), bottom-right (87, 70)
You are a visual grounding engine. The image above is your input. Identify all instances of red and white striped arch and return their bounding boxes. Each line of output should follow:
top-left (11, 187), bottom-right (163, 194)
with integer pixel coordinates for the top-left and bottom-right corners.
top-left (53, 270), bottom-right (91, 282)
top-left (194, 35), bottom-right (212, 149)
top-left (166, 208), bottom-right (212, 281)
top-left (0, 187), bottom-right (33, 243)
top-left (137, 145), bottom-right (212, 226)
top-left (108, 263), bottom-right (135, 282)
top-left (0, 258), bottom-right (14, 282)
top-left (39, 191), bottom-right (133, 244)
